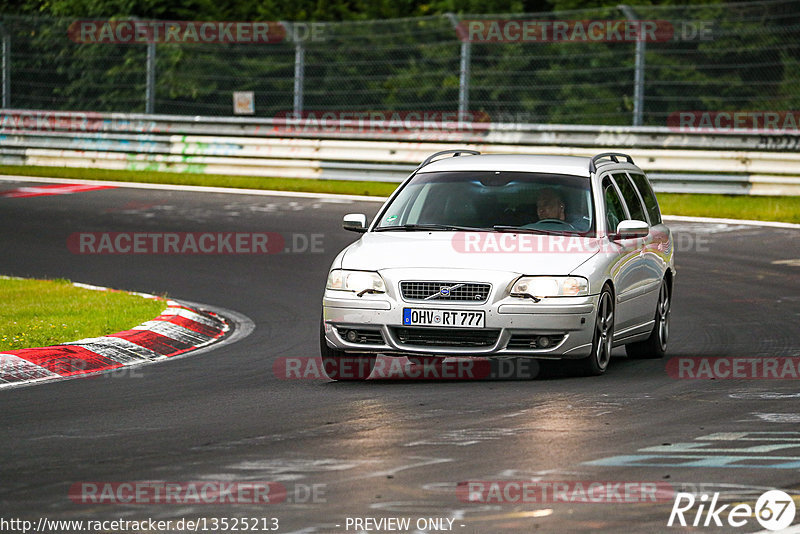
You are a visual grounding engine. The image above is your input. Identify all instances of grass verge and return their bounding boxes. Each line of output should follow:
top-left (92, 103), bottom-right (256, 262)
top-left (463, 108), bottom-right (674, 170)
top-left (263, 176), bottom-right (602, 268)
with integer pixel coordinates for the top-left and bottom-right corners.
top-left (657, 193), bottom-right (800, 224)
top-left (0, 165), bottom-right (399, 197)
top-left (0, 165), bottom-right (798, 223)
top-left (0, 277), bottom-right (166, 351)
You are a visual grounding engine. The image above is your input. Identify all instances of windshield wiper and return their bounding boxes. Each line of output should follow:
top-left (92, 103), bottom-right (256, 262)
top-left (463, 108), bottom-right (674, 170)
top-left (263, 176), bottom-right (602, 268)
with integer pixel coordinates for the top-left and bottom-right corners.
top-left (375, 224), bottom-right (487, 232)
top-left (492, 225), bottom-right (561, 235)
top-left (492, 225), bottom-right (586, 236)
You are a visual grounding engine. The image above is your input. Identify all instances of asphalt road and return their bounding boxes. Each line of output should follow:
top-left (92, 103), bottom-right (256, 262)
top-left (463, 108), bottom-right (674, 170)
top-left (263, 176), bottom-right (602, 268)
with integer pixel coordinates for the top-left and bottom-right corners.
top-left (1, 179), bottom-right (799, 534)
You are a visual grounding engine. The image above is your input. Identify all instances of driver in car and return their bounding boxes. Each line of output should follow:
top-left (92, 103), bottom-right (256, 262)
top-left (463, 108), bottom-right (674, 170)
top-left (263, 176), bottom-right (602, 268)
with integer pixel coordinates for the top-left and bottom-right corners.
top-left (536, 188), bottom-right (566, 221)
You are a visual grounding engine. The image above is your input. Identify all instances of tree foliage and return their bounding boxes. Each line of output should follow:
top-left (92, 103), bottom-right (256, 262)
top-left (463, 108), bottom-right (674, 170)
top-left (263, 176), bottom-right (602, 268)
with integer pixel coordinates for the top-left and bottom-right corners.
top-left (2, 0), bottom-right (798, 125)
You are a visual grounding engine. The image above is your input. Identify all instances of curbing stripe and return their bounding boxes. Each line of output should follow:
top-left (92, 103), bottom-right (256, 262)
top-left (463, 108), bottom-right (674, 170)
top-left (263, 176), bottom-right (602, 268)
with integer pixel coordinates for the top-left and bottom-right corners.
top-left (7, 345), bottom-right (123, 376)
top-left (0, 284), bottom-right (229, 390)
top-left (0, 354), bottom-right (60, 382)
top-left (132, 321), bottom-right (218, 345)
top-left (150, 314), bottom-right (225, 337)
top-left (0, 183), bottom-right (116, 198)
top-left (69, 340), bottom-right (161, 365)
top-left (64, 336), bottom-right (163, 361)
top-left (158, 307), bottom-right (226, 329)
top-left (109, 330), bottom-right (198, 355)
top-left (0, 174), bottom-right (387, 202)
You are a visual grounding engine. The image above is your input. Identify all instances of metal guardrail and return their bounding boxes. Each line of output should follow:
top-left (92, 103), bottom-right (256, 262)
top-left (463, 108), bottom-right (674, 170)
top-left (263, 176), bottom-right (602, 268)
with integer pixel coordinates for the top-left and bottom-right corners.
top-left (1, 110), bottom-right (799, 195)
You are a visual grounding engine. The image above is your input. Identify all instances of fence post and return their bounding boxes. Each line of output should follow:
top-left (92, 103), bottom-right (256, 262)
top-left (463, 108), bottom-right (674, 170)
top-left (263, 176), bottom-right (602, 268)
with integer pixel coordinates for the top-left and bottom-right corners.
top-left (145, 41), bottom-right (156, 114)
top-left (619, 5), bottom-right (644, 126)
top-left (445, 14), bottom-right (470, 124)
top-left (294, 38), bottom-right (305, 116)
top-left (281, 22), bottom-right (305, 117)
top-left (1, 23), bottom-right (9, 109)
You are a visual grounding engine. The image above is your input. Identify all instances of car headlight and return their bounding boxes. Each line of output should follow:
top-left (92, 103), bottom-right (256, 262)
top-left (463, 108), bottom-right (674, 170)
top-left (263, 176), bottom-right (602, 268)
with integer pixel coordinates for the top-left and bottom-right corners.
top-left (326, 269), bottom-right (386, 295)
top-left (510, 276), bottom-right (589, 298)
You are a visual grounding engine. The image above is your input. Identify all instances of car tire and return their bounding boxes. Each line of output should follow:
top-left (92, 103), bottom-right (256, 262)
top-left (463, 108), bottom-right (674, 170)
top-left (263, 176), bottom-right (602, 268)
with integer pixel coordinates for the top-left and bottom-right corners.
top-left (574, 285), bottom-right (614, 376)
top-left (319, 318), bottom-right (376, 381)
top-left (625, 278), bottom-right (671, 360)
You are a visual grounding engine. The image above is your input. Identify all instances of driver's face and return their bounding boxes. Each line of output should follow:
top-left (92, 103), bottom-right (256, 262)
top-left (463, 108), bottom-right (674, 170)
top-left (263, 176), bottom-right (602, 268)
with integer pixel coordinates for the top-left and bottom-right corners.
top-left (537, 195), bottom-right (565, 221)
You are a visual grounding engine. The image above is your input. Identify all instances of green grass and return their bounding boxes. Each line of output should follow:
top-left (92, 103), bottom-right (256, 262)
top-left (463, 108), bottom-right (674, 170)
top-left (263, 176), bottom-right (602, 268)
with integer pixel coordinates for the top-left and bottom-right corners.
top-left (0, 277), bottom-right (166, 351)
top-left (0, 165), bottom-right (399, 197)
top-left (657, 193), bottom-right (800, 224)
top-left (0, 165), bottom-right (798, 223)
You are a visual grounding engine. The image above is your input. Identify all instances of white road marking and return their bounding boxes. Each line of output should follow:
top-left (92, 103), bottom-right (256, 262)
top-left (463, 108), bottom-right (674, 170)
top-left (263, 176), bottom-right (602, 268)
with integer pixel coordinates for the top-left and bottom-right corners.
top-left (0, 174), bottom-right (384, 202)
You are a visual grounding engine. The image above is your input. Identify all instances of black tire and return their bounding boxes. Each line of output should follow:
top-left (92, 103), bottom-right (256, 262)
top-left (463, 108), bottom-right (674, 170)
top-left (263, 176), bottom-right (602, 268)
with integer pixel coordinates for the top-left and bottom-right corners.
top-left (319, 319), bottom-right (376, 381)
top-left (574, 285), bottom-right (614, 376)
top-left (625, 278), bottom-right (671, 360)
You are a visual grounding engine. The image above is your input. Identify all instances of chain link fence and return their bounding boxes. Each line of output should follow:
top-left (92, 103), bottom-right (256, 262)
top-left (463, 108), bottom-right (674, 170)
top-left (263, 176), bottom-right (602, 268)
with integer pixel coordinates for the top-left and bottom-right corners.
top-left (1, 0), bottom-right (799, 126)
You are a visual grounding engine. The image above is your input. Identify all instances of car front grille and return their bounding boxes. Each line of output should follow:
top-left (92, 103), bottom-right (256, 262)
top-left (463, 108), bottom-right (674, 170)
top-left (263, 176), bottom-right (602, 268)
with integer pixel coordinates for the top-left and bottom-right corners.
top-left (392, 327), bottom-right (500, 347)
top-left (400, 281), bottom-right (491, 303)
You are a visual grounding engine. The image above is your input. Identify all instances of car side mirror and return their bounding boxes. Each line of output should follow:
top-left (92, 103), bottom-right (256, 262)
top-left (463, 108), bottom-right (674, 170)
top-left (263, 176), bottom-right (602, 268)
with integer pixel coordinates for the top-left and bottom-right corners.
top-left (342, 213), bottom-right (368, 233)
top-left (613, 219), bottom-right (649, 239)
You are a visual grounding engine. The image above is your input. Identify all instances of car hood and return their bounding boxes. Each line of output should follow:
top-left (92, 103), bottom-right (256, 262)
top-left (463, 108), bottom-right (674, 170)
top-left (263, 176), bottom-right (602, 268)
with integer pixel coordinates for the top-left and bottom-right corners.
top-left (340, 231), bottom-right (600, 275)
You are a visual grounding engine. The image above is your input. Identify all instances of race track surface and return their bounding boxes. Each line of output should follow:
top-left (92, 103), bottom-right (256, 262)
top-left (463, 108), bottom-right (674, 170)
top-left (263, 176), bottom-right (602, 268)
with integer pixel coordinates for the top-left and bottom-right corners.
top-left (1, 179), bottom-right (799, 533)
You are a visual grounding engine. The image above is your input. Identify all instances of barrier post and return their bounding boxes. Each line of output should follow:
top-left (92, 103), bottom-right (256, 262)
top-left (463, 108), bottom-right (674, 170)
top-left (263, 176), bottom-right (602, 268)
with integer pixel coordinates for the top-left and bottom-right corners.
top-left (619, 5), bottom-right (645, 127)
top-left (1, 22), bottom-right (10, 108)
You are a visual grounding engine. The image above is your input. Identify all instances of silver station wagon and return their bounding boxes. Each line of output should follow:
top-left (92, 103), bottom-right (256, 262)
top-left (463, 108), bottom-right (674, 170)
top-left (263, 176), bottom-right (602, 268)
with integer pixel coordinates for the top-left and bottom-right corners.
top-left (321, 151), bottom-right (675, 380)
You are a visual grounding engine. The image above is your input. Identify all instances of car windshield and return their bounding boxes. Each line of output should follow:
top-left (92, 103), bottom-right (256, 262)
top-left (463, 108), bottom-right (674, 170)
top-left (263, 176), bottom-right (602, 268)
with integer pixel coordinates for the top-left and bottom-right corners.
top-left (374, 171), bottom-right (594, 235)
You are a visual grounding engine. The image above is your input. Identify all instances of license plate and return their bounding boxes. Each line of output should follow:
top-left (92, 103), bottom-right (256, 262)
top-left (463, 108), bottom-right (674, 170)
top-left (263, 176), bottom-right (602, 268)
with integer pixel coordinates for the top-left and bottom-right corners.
top-left (402, 308), bottom-right (485, 328)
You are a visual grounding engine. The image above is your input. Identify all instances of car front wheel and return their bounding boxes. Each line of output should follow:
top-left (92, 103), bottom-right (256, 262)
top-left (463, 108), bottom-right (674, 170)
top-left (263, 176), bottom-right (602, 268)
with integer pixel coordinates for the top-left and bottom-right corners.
top-left (625, 278), bottom-right (670, 360)
top-left (574, 285), bottom-right (614, 376)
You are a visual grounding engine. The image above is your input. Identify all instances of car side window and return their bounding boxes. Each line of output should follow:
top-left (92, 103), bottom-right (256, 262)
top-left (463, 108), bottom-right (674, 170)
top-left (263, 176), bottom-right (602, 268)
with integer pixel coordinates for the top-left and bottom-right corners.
top-left (602, 177), bottom-right (626, 232)
top-left (629, 173), bottom-right (662, 225)
top-left (612, 173), bottom-right (647, 223)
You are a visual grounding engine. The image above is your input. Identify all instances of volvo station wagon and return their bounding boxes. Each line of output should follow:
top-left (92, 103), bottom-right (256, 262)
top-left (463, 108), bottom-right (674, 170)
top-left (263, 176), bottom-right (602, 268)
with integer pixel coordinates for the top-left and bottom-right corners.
top-left (320, 151), bottom-right (675, 380)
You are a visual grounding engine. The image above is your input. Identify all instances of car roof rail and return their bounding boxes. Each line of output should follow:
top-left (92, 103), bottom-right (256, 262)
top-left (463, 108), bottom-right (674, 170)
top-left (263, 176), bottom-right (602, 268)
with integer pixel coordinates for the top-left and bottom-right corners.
top-left (589, 152), bottom-right (635, 173)
top-left (416, 149), bottom-right (480, 170)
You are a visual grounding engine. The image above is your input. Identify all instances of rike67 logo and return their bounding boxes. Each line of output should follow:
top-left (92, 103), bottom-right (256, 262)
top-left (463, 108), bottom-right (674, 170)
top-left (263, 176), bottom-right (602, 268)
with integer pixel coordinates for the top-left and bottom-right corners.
top-left (668, 490), bottom-right (796, 530)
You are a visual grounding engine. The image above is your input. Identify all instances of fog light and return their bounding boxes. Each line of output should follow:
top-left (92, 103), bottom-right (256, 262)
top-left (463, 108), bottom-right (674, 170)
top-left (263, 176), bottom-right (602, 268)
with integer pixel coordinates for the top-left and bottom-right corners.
top-left (537, 336), bottom-right (551, 349)
top-left (346, 330), bottom-right (359, 343)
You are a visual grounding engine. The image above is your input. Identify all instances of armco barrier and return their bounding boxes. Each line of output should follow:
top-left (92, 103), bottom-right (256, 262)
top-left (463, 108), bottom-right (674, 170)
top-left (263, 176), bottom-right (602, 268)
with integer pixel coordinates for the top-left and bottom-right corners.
top-left (1, 110), bottom-right (799, 195)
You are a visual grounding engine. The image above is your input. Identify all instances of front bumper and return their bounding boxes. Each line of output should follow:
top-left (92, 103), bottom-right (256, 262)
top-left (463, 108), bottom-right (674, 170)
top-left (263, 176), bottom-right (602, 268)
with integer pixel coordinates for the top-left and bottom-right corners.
top-left (322, 290), bottom-right (598, 359)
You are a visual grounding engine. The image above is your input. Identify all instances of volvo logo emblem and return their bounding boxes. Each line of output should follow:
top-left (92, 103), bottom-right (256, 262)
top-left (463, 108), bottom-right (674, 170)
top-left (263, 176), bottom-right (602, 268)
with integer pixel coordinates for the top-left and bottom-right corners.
top-left (424, 283), bottom-right (465, 301)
